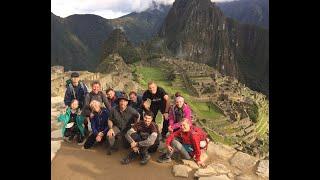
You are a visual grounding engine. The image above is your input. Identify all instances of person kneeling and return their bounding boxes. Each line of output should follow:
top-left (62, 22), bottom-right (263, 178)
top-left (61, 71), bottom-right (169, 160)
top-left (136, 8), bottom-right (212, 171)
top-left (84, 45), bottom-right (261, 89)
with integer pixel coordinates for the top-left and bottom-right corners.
top-left (121, 111), bottom-right (159, 165)
top-left (157, 118), bottom-right (208, 167)
top-left (58, 99), bottom-right (85, 144)
top-left (83, 100), bottom-right (109, 149)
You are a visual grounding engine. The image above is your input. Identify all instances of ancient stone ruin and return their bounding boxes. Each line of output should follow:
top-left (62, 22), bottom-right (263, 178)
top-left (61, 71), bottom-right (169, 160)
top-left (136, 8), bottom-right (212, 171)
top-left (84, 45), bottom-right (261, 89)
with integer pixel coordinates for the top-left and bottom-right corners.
top-left (149, 57), bottom-right (269, 159)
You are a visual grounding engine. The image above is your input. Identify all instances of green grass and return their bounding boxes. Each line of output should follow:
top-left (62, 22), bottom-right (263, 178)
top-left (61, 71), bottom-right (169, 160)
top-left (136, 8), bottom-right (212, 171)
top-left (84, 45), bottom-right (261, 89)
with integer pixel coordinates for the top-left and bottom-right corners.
top-left (135, 66), bottom-right (223, 121)
top-left (134, 66), bottom-right (232, 144)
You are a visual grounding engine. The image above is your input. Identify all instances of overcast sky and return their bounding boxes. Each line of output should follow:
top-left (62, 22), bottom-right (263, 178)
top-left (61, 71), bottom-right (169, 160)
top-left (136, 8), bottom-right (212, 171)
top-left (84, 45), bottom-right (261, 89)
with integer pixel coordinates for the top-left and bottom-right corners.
top-left (51, 0), bottom-right (235, 19)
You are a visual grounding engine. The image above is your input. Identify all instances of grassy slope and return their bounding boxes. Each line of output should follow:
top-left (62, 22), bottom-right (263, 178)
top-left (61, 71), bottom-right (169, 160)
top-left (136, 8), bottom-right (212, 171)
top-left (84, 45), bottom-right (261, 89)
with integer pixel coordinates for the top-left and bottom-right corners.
top-left (135, 66), bottom-right (223, 120)
top-left (134, 66), bottom-right (235, 145)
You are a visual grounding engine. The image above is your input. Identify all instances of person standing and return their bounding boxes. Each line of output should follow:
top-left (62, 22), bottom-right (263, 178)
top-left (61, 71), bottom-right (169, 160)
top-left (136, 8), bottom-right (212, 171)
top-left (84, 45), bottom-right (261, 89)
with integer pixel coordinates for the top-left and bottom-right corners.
top-left (142, 81), bottom-right (170, 140)
top-left (64, 72), bottom-right (88, 109)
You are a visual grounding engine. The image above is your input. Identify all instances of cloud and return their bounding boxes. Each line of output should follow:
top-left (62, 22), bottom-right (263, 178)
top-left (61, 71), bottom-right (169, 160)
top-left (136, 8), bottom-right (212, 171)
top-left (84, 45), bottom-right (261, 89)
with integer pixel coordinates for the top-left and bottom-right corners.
top-left (51, 0), bottom-right (234, 19)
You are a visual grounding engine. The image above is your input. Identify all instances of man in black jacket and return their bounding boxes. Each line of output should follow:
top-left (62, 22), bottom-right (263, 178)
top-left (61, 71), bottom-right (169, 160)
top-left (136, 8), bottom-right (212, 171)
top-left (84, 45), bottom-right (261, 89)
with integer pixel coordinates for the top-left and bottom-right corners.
top-left (106, 94), bottom-right (140, 155)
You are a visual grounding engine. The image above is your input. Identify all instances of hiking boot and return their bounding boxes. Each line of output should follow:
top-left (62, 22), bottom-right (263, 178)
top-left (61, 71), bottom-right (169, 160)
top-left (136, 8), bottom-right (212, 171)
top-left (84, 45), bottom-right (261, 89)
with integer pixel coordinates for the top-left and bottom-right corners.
top-left (140, 153), bottom-right (151, 165)
top-left (157, 153), bottom-right (172, 163)
top-left (121, 151), bottom-right (138, 165)
top-left (77, 136), bottom-right (85, 145)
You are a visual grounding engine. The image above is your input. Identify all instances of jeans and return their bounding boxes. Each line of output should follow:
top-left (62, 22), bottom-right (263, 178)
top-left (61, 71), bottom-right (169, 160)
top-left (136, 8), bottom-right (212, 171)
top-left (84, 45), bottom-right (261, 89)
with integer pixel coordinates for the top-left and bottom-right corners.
top-left (168, 138), bottom-right (191, 160)
top-left (130, 133), bottom-right (159, 153)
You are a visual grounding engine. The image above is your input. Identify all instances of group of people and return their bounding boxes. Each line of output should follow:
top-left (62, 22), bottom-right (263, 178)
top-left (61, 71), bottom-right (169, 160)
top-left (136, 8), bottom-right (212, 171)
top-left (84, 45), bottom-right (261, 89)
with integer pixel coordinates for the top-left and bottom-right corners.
top-left (57, 72), bottom-right (209, 166)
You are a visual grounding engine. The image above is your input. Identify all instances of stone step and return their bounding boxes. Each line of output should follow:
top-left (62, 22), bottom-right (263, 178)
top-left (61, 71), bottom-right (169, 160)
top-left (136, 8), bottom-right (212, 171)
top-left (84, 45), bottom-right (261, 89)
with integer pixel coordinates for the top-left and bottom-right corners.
top-left (235, 146), bottom-right (244, 151)
top-left (228, 130), bottom-right (245, 137)
top-left (242, 131), bottom-right (256, 141)
top-left (245, 136), bottom-right (257, 144)
top-left (244, 124), bottom-right (256, 133)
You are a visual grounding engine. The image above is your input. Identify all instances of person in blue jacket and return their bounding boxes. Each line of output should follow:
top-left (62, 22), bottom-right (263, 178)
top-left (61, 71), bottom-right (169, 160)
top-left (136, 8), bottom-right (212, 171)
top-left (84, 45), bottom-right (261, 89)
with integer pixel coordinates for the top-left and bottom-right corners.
top-left (64, 72), bottom-right (88, 109)
top-left (106, 88), bottom-right (125, 108)
top-left (83, 100), bottom-right (110, 149)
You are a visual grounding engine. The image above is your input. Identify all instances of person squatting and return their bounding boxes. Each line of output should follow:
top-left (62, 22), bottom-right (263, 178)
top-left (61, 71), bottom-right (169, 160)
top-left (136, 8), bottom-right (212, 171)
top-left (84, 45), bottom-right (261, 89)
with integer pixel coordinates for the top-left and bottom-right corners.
top-left (58, 72), bottom-right (209, 166)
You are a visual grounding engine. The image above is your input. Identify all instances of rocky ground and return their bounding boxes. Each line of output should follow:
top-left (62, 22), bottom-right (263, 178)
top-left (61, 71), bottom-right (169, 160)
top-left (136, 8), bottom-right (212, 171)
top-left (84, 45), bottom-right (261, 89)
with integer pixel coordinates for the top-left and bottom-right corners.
top-left (51, 97), bottom-right (268, 180)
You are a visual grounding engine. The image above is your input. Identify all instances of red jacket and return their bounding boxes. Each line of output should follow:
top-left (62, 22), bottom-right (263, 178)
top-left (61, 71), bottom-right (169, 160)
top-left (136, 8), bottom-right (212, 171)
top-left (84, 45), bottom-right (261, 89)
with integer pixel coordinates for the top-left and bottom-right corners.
top-left (166, 126), bottom-right (207, 162)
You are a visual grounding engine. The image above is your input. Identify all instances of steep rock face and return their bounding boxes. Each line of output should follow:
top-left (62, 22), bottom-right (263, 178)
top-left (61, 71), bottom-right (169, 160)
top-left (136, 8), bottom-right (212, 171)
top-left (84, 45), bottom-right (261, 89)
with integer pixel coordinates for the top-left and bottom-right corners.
top-left (51, 13), bottom-right (95, 70)
top-left (64, 14), bottom-right (114, 67)
top-left (101, 29), bottom-right (132, 58)
top-left (217, 0), bottom-right (269, 29)
top-left (159, 0), bottom-right (268, 95)
top-left (96, 53), bottom-right (131, 74)
top-left (51, 4), bottom-right (170, 71)
top-left (100, 29), bottom-right (141, 64)
top-left (112, 3), bottom-right (171, 44)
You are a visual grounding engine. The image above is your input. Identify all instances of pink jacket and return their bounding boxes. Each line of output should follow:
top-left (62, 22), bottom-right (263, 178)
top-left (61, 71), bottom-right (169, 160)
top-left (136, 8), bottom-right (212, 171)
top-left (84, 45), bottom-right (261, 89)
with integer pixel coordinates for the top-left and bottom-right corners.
top-left (168, 103), bottom-right (192, 130)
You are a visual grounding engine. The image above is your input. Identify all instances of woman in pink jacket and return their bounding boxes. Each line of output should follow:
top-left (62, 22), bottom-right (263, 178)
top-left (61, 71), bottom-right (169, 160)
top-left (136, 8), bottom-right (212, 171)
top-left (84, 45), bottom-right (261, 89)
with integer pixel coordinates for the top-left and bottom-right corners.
top-left (168, 96), bottom-right (192, 133)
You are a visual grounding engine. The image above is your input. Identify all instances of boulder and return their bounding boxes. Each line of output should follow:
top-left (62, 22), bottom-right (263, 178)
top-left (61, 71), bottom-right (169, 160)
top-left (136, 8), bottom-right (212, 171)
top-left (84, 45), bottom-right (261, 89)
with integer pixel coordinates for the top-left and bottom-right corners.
top-left (51, 140), bottom-right (61, 161)
top-left (182, 159), bottom-right (199, 169)
top-left (51, 96), bottom-right (64, 104)
top-left (227, 173), bottom-right (234, 179)
top-left (51, 111), bottom-right (61, 118)
top-left (230, 152), bottom-right (258, 171)
top-left (207, 143), bottom-right (237, 160)
top-left (256, 160), bottom-right (269, 178)
top-left (172, 165), bottom-right (192, 178)
top-left (199, 175), bottom-right (230, 180)
top-left (236, 174), bottom-right (260, 180)
top-left (194, 166), bottom-right (217, 177)
top-left (209, 163), bottom-right (230, 174)
top-left (51, 129), bottom-right (62, 139)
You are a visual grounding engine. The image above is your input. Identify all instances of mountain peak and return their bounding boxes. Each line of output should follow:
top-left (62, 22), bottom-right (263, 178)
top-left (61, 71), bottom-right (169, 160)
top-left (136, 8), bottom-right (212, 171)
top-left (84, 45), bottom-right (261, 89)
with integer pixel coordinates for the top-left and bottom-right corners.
top-left (159, 0), bottom-right (269, 95)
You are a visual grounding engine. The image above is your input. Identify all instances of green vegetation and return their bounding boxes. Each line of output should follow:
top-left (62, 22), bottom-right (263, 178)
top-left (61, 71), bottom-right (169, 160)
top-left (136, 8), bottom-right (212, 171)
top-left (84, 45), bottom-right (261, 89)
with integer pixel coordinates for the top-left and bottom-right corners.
top-left (247, 102), bottom-right (259, 123)
top-left (133, 66), bottom-right (234, 144)
top-left (118, 46), bottom-right (141, 64)
top-left (134, 66), bottom-right (223, 120)
top-left (255, 106), bottom-right (269, 138)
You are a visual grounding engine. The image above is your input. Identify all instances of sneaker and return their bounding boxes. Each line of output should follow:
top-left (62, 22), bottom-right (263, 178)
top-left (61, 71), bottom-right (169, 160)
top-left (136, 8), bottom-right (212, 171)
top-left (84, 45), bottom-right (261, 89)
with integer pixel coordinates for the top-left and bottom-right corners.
top-left (140, 153), bottom-right (151, 165)
top-left (121, 152), bottom-right (138, 164)
top-left (69, 135), bottom-right (74, 142)
top-left (77, 136), bottom-right (85, 145)
top-left (157, 154), bottom-right (172, 163)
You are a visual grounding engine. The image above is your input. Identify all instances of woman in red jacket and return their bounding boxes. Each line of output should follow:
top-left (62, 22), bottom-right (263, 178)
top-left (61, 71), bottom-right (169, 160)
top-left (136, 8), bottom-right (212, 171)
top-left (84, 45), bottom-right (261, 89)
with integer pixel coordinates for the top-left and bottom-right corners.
top-left (157, 118), bottom-right (207, 167)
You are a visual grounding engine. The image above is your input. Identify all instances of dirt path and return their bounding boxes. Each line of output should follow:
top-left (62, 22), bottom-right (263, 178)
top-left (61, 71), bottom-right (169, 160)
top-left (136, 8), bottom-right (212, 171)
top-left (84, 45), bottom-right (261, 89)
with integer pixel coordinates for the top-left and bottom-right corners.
top-left (51, 142), bottom-right (194, 180)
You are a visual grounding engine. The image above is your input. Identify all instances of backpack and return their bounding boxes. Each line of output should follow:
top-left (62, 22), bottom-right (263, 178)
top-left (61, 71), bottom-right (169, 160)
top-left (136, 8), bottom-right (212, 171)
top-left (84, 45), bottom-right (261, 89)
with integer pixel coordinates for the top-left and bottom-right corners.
top-left (66, 79), bottom-right (87, 99)
top-left (115, 90), bottom-right (126, 98)
top-left (189, 126), bottom-right (209, 150)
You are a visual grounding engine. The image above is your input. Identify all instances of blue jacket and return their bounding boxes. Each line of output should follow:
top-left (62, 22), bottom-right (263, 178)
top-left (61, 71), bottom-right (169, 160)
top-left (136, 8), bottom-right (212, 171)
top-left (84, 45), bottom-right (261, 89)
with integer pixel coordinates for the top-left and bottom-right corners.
top-left (64, 81), bottom-right (88, 109)
top-left (91, 108), bottom-right (109, 136)
top-left (108, 91), bottom-right (125, 108)
top-left (129, 95), bottom-right (143, 113)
